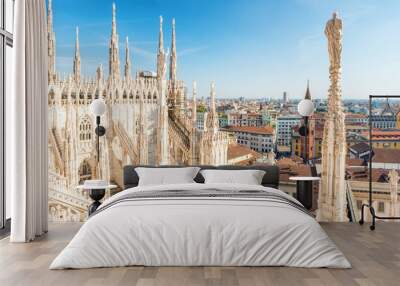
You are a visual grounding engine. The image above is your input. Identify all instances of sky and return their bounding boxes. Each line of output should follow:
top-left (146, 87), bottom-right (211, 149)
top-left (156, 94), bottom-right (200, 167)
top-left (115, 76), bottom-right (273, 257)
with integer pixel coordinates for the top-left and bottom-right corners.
top-left (51, 0), bottom-right (400, 100)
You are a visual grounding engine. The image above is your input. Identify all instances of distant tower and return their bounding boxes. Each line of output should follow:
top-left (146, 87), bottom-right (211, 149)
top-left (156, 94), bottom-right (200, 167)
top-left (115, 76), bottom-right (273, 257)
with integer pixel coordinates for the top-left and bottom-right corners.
top-left (283, 92), bottom-right (288, 104)
top-left (124, 37), bottom-right (131, 81)
top-left (317, 13), bottom-right (347, 222)
top-left (47, 0), bottom-right (56, 83)
top-left (305, 80), bottom-right (311, 99)
top-left (109, 2), bottom-right (120, 83)
top-left (73, 26), bottom-right (81, 83)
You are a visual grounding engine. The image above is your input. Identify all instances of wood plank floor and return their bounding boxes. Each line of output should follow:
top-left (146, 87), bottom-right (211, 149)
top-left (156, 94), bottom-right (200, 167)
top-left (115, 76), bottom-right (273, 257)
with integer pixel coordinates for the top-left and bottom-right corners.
top-left (0, 222), bottom-right (399, 286)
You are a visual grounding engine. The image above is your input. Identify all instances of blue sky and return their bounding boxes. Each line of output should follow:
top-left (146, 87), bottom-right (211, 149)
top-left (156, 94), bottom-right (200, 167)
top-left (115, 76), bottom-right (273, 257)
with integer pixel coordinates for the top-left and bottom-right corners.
top-left (51, 0), bottom-right (400, 99)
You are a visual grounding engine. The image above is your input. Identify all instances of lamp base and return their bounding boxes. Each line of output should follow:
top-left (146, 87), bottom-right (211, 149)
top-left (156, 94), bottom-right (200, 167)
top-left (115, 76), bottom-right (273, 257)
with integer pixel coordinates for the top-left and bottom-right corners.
top-left (95, 126), bottom-right (106, 136)
top-left (88, 189), bottom-right (105, 215)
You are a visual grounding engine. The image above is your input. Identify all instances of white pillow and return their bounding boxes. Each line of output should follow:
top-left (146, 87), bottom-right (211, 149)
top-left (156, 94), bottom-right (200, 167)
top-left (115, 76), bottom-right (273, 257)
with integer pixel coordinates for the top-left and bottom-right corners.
top-left (135, 167), bottom-right (200, 186)
top-left (200, 169), bottom-right (265, 185)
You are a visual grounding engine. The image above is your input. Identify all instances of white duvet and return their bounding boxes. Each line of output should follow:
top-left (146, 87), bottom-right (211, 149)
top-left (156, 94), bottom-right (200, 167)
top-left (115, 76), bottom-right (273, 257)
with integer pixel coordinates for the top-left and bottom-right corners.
top-left (50, 183), bottom-right (351, 269)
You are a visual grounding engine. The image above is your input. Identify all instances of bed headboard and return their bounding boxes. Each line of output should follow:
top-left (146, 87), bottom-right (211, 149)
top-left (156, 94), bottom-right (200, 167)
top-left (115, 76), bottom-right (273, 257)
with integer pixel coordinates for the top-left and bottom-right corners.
top-left (123, 165), bottom-right (280, 190)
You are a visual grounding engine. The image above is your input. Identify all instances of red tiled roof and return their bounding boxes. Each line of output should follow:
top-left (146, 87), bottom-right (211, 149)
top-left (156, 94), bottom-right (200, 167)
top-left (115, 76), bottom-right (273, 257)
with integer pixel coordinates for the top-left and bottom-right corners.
top-left (361, 130), bottom-right (400, 141)
top-left (346, 158), bottom-right (364, 166)
top-left (227, 144), bottom-right (261, 160)
top-left (345, 113), bottom-right (368, 118)
top-left (276, 157), bottom-right (313, 182)
top-left (346, 167), bottom-right (400, 183)
top-left (372, 148), bottom-right (400, 164)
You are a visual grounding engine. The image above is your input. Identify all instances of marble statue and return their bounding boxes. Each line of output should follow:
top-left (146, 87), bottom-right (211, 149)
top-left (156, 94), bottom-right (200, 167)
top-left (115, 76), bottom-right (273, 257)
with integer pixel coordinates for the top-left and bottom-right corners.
top-left (317, 13), bottom-right (348, 222)
top-left (389, 169), bottom-right (399, 217)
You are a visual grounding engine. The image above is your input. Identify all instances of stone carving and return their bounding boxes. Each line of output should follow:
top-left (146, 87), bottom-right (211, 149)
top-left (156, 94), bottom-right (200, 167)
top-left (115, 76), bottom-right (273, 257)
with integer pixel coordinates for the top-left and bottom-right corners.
top-left (317, 13), bottom-right (348, 222)
top-left (389, 169), bottom-right (399, 217)
top-left (47, 3), bottom-right (228, 222)
top-left (325, 13), bottom-right (342, 69)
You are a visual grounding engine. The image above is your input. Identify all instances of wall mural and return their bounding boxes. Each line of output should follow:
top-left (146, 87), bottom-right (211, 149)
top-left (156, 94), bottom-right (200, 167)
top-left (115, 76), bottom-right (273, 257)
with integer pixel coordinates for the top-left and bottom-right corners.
top-left (47, 1), bottom-right (229, 222)
top-left (47, 1), bottom-right (400, 223)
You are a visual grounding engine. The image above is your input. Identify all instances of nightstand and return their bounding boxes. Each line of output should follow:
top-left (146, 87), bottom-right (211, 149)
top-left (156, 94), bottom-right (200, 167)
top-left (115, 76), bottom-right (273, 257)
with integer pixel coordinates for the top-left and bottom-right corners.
top-left (77, 182), bottom-right (117, 215)
top-left (289, 176), bottom-right (320, 210)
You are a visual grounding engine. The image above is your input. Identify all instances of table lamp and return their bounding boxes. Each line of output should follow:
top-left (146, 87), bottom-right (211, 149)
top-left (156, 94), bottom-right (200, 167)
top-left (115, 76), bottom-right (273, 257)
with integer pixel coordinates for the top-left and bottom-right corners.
top-left (297, 98), bottom-right (314, 164)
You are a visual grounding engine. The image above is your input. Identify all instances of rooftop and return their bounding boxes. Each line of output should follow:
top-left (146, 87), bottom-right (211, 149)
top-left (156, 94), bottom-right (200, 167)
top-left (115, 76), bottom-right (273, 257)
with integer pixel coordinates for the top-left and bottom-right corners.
top-left (345, 113), bottom-right (368, 118)
top-left (361, 130), bottom-right (400, 140)
top-left (349, 142), bottom-right (370, 154)
top-left (226, 125), bottom-right (274, 135)
top-left (346, 167), bottom-right (400, 183)
top-left (372, 148), bottom-right (400, 164)
top-left (276, 156), bottom-right (314, 183)
top-left (227, 144), bottom-right (261, 161)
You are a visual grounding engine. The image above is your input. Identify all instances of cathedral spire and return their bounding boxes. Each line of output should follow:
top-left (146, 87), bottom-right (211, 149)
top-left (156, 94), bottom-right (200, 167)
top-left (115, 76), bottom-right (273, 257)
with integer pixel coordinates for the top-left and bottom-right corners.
top-left (305, 80), bottom-right (311, 99)
top-left (112, 2), bottom-right (116, 34)
top-left (73, 26), bottom-right (81, 83)
top-left (96, 64), bottom-right (104, 85)
top-left (158, 16), bottom-right (164, 54)
top-left (124, 37), bottom-right (131, 81)
top-left (207, 82), bottom-right (219, 131)
top-left (109, 2), bottom-right (120, 83)
top-left (169, 18), bottom-right (177, 83)
top-left (157, 16), bottom-right (166, 81)
top-left (192, 81), bottom-right (197, 126)
top-left (317, 13), bottom-right (347, 222)
top-left (210, 82), bottom-right (216, 114)
top-left (47, 0), bottom-right (56, 83)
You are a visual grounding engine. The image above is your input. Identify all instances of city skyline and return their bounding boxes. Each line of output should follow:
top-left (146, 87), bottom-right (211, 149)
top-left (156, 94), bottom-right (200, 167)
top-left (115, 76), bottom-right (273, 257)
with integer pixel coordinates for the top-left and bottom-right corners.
top-left (51, 0), bottom-right (400, 99)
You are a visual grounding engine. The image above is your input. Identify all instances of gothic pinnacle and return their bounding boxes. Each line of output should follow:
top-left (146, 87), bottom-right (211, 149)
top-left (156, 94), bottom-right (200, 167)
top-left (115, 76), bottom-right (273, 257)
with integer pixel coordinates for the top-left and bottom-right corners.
top-left (75, 26), bottom-right (80, 56)
top-left (159, 16), bottom-right (164, 53)
top-left (112, 2), bottom-right (116, 35)
top-left (125, 36), bottom-right (131, 80)
top-left (210, 81), bottom-right (216, 114)
top-left (73, 26), bottom-right (81, 82)
top-left (192, 81), bottom-right (197, 123)
top-left (169, 18), bottom-right (177, 82)
top-left (109, 2), bottom-right (120, 82)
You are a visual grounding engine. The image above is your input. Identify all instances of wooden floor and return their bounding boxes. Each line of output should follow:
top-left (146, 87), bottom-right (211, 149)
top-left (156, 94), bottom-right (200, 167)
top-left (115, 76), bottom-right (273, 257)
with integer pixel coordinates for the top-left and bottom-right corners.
top-left (0, 222), bottom-right (399, 286)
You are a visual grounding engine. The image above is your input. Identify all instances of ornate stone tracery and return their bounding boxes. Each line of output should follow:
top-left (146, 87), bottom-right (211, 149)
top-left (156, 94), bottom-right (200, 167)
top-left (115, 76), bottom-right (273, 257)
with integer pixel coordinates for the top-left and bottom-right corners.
top-left (47, 3), bottom-right (228, 221)
top-left (317, 13), bottom-right (348, 222)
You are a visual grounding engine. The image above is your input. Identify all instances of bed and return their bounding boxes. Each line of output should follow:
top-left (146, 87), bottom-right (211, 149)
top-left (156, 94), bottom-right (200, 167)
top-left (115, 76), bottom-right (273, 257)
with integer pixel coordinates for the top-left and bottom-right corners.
top-left (50, 165), bottom-right (351, 269)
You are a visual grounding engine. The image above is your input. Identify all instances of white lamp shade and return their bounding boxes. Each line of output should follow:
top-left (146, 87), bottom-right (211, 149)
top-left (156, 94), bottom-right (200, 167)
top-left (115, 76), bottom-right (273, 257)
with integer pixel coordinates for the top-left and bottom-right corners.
top-left (90, 99), bottom-right (106, 116)
top-left (298, 99), bottom-right (314, 117)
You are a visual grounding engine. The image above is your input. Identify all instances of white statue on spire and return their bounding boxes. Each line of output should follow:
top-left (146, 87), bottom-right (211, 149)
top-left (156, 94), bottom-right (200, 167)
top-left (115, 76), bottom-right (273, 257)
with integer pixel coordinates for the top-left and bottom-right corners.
top-left (317, 12), bottom-right (347, 222)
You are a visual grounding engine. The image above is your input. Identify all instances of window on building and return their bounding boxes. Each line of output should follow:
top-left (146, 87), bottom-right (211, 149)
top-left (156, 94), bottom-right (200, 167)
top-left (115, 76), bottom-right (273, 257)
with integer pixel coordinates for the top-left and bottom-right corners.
top-left (78, 160), bottom-right (92, 184)
top-left (79, 117), bottom-right (92, 141)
